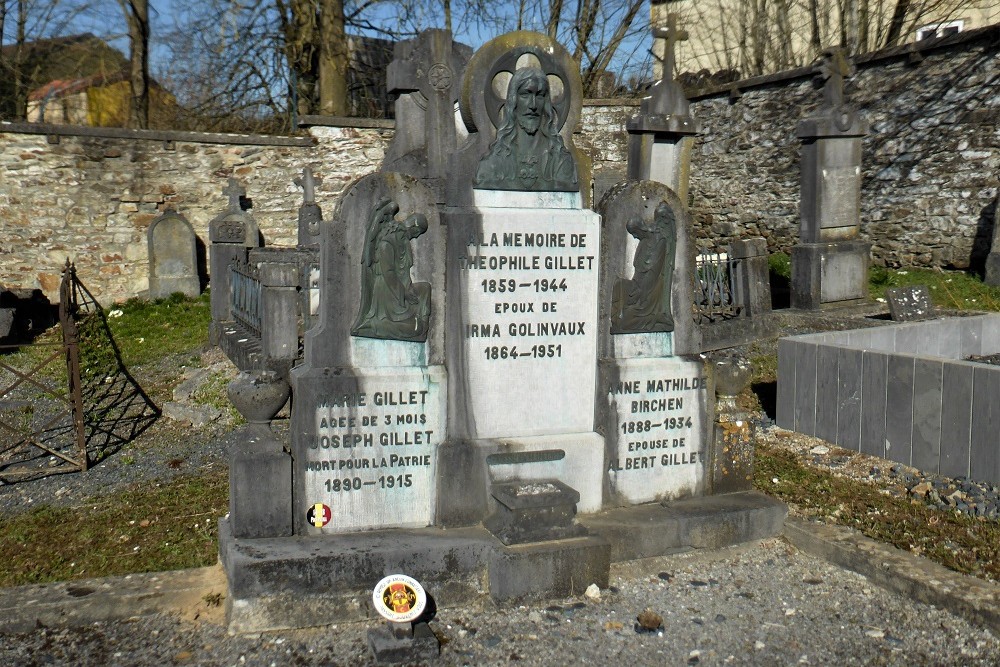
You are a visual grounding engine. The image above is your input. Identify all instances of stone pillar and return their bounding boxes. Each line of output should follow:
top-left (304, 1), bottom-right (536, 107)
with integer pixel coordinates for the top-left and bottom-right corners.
top-left (729, 237), bottom-right (772, 317)
top-left (209, 178), bottom-right (260, 343)
top-left (253, 251), bottom-right (300, 373)
top-left (791, 49), bottom-right (870, 310)
top-left (983, 197), bottom-right (1000, 286)
top-left (626, 15), bottom-right (701, 203)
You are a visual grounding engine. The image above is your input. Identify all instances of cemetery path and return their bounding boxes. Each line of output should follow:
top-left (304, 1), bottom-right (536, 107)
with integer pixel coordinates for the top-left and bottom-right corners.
top-left (0, 537), bottom-right (997, 666)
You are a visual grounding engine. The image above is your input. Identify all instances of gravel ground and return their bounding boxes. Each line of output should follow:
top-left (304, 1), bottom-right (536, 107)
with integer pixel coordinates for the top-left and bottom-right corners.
top-left (1, 538), bottom-right (997, 666)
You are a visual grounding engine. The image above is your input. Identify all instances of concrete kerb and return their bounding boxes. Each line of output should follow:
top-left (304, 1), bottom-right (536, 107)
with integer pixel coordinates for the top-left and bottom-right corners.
top-left (3, 519), bottom-right (999, 636)
top-left (783, 516), bottom-right (1000, 634)
top-left (0, 564), bottom-right (227, 635)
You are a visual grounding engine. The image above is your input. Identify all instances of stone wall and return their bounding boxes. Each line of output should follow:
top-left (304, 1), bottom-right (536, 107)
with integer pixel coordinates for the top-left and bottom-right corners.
top-left (1, 26), bottom-right (998, 302)
top-left (689, 27), bottom-right (1000, 268)
top-left (0, 127), bottom-right (388, 301)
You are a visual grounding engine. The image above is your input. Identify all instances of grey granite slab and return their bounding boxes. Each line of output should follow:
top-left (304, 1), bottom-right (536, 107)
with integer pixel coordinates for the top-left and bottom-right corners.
top-left (837, 346), bottom-right (863, 451)
top-left (885, 354), bottom-right (915, 465)
top-left (940, 362), bottom-right (974, 479)
top-left (910, 357), bottom-right (943, 474)
top-left (860, 350), bottom-right (889, 458)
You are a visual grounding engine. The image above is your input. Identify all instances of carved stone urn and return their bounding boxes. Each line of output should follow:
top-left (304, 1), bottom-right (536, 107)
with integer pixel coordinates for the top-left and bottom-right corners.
top-left (227, 370), bottom-right (290, 427)
top-left (712, 353), bottom-right (753, 414)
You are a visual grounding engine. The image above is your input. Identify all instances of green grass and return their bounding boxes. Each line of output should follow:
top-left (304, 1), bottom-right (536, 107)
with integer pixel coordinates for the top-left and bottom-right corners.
top-left (92, 291), bottom-right (212, 368)
top-left (0, 471), bottom-right (228, 587)
top-left (869, 266), bottom-right (1000, 311)
top-left (768, 252), bottom-right (791, 280)
top-left (755, 442), bottom-right (1000, 581)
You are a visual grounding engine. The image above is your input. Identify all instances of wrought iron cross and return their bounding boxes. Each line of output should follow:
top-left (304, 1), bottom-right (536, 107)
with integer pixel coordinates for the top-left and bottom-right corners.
top-left (222, 178), bottom-right (246, 212)
top-left (653, 13), bottom-right (688, 82)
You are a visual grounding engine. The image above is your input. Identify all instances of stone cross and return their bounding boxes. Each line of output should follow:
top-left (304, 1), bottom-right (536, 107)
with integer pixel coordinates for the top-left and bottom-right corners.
top-left (819, 47), bottom-right (853, 109)
top-left (294, 166), bottom-right (322, 205)
top-left (223, 178), bottom-right (246, 212)
top-left (653, 13), bottom-right (688, 83)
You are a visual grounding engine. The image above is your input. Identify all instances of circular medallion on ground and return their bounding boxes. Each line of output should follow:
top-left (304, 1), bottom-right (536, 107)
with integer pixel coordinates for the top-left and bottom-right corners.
top-left (372, 574), bottom-right (426, 623)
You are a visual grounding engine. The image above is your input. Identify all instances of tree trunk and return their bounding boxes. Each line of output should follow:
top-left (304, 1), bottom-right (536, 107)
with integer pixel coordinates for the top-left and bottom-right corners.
top-left (13, 0), bottom-right (28, 119)
top-left (117, 0), bottom-right (150, 128)
top-left (884, 0), bottom-right (912, 47)
top-left (318, 0), bottom-right (347, 116)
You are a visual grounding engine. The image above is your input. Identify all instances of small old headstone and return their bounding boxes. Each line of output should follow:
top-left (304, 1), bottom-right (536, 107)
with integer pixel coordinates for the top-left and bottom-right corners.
top-left (147, 209), bottom-right (200, 299)
top-left (885, 285), bottom-right (933, 321)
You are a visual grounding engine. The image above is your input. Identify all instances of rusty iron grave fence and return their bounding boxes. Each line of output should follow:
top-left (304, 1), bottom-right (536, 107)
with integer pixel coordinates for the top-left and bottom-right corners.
top-left (0, 263), bottom-right (159, 482)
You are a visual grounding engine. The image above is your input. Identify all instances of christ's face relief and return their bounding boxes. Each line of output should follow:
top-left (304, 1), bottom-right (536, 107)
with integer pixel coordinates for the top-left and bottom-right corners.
top-left (514, 75), bottom-right (548, 135)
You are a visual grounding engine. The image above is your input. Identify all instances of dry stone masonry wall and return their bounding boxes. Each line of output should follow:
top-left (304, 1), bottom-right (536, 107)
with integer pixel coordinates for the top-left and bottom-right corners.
top-left (686, 29), bottom-right (1000, 268)
top-left (1, 28), bottom-right (998, 301)
top-left (0, 127), bottom-right (388, 301)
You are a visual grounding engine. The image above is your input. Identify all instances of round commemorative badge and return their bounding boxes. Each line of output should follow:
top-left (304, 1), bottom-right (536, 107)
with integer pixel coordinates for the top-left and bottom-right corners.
top-left (372, 574), bottom-right (426, 623)
top-left (306, 503), bottom-right (331, 528)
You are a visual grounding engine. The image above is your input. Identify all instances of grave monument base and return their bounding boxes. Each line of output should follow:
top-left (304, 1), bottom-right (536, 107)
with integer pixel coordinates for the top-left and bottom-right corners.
top-left (790, 240), bottom-right (870, 310)
top-left (436, 433), bottom-right (606, 527)
top-left (218, 490), bottom-right (786, 633)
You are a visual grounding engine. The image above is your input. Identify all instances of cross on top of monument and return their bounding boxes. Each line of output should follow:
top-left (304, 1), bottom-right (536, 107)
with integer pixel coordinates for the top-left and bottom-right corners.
top-left (294, 166), bottom-right (322, 205)
top-left (819, 47), bottom-right (854, 109)
top-left (222, 178), bottom-right (246, 212)
top-left (653, 13), bottom-right (688, 83)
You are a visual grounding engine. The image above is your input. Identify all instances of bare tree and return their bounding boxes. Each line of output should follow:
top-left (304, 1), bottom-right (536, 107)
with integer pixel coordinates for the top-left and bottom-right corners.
top-left (115, 0), bottom-right (149, 128)
top-left (668, 0), bottom-right (991, 79)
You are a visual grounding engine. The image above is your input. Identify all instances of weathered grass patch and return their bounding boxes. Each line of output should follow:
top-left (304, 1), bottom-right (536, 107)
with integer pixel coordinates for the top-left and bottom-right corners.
top-left (755, 443), bottom-right (1000, 582)
top-left (869, 267), bottom-right (1000, 311)
top-left (0, 470), bottom-right (228, 587)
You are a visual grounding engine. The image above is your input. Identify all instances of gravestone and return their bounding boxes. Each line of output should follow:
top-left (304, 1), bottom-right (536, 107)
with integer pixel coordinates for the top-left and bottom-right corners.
top-left (294, 166), bottom-right (323, 247)
top-left (218, 28), bottom-right (785, 635)
top-left (440, 31), bottom-right (604, 525)
top-left (627, 15), bottom-right (701, 201)
top-left (292, 171), bottom-right (446, 533)
top-left (147, 209), bottom-right (200, 299)
top-left (597, 181), bottom-right (710, 504)
top-left (791, 48), bottom-right (871, 309)
top-left (886, 285), bottom-right (933, 321)
top-left (382, 29), bottom-right (472, 201)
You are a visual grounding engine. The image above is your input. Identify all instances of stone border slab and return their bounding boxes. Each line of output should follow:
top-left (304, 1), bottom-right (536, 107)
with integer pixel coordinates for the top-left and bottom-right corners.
top-left (784, 517), bottom-right (1000, 634)
top-left (0, 565), bottom-right (226, 634)
top-left (777, 314), bottom-right (1000, 483)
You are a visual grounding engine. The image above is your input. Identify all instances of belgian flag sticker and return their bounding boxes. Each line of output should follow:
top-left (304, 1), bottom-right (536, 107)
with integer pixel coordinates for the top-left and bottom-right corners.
top-left (307, 503), bottom-right (332, 528)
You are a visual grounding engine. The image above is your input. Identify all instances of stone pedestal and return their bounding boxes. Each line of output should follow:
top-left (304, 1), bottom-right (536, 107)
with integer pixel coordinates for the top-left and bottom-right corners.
top-left (368, 622), bottom-right (440, 663)
top-left (791, 104), bottom-right (870, 310)
top-left (229, 431), bottom-right (293, 538)
top-left (627, 116), bottom-right (700, 202)
top-left (483, 479), bottom-right (588, 545)
top-left (791, 240), bottom-right (871, 309)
